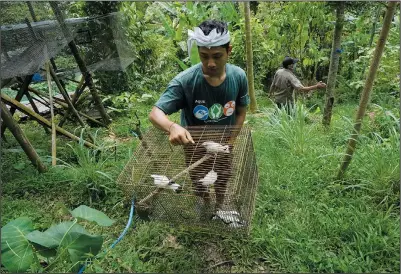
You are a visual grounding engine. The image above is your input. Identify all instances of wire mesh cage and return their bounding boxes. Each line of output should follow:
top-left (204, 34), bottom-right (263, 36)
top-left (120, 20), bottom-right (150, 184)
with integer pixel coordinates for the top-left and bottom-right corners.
top-left (117, 125), bottom-right (259, 233)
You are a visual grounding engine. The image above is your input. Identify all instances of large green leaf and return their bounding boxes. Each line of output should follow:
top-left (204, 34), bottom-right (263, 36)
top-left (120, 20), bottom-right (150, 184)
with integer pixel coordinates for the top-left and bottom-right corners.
top-left (173, 56), bottom-right (188, 71)
top-left (67, 233), bottom-right (103, 268)
top-left (1, 217), bottom-right (35, 272)
top-left (26, 221), bottom-right (103, 266)
top-left (70, 205), bottom-right (115, 227)
top-left (190, 43), bottom-right (200, 66)
top-left (30, 242), bottom-right (57, 258)
top-left (157, 9), bottom-right (175, 38)
top-left (26, 230), bottom-right (59, 248)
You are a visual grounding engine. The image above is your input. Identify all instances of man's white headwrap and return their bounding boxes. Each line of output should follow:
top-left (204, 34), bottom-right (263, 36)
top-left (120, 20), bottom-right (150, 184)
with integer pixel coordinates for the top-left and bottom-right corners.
top-left (187, 27), bottom-right (231, 57)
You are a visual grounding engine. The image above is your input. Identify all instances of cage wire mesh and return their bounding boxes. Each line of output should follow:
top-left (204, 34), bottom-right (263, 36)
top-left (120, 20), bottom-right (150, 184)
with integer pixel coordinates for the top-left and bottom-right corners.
top-left (1, 4), bottom-right (135, 81)
top-left (117, 125), bottom-right (259, 233)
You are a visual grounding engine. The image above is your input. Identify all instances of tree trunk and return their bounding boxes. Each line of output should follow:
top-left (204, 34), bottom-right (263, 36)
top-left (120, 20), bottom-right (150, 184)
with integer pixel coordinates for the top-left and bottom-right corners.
top-left (0, 100), bottom-right (47, 173)
top-left (322, 1), bottom-right (345, 126)
top-left (337, 1), bottom-right (397, 179)
top-left (244, 2), bottom-right (257, 113)
top-left (49, 2), bottom-right (111, 126)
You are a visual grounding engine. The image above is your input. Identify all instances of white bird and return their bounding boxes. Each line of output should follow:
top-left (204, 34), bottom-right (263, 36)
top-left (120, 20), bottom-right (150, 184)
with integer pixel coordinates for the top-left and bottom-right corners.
top-left (151, 174), bottom-right (181, 192)
top-left (212, 210), bottom-right (241, 224)
top-left (229, 222), bottom-right (245, 228)
top-left (202, 141), bottom-right (230, 154)
top-left (199, 169), bottom-right (218, 186)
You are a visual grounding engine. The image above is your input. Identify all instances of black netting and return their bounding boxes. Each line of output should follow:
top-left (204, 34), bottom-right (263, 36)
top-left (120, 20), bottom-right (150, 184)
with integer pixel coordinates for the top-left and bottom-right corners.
top-left (1, 7), bottom-right (134, 80)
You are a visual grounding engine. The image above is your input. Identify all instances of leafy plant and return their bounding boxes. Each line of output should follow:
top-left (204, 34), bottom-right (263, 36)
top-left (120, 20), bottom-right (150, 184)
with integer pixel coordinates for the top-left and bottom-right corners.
top-left (56, 129), bottom-right (118, 205)
top-left (103, 91), bottom-right (156, 115)
top-left (1, 206), bottom-right (114, 272)
top-left (266, 102), bottom-right (315, 155)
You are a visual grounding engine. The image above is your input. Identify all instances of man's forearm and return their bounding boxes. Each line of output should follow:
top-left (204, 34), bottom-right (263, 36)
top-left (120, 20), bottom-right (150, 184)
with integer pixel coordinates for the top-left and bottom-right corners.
top-left (235, 113), bottom-right (246, 127)
top-left (299, 84), bottom-right (318, 92)
top-left (149, 106), bottom-right (175, 133)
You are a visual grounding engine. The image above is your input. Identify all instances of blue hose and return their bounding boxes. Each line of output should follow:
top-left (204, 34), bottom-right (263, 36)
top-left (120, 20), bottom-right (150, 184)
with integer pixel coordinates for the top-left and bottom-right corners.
top-left (78, 198), bottom-right (135, 274)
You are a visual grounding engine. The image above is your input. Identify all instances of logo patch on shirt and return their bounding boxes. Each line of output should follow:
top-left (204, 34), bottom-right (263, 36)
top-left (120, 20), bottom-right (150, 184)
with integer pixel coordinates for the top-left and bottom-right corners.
top-left (193, 105), bottom-right (209, 120)
top-left (224, 101), bottom-right (236, 116)
top-left (209, 104), bottom-right (224, 120)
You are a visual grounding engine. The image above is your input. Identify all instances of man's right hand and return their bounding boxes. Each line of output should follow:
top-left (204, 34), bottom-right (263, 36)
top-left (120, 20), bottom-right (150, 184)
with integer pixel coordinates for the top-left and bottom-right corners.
top-left (168, 123), bottom-right (195, 146)
top-left (316, 81), bottom-right (327, 89)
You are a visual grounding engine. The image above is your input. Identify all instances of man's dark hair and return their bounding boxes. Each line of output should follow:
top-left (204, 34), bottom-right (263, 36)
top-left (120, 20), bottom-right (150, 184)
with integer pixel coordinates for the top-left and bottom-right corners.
top-left (198, 20), bottom-right (230, 51)
top-left (282, 56), bottom-right (298, 69)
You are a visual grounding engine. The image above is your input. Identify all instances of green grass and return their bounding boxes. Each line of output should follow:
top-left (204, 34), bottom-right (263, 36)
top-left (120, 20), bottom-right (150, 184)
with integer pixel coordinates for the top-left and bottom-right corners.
top-left (1, 96), bottom-right (399, 273)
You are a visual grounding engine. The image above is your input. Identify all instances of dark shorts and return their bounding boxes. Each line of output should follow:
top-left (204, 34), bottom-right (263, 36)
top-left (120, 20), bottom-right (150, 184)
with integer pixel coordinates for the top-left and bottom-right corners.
top-left (276, 102), bottom-right (294, 114)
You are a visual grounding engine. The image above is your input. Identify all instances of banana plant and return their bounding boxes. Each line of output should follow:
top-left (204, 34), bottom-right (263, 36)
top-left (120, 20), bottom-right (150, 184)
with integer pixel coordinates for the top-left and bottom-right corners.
top-left (152, 2), bottom-right (240, 69)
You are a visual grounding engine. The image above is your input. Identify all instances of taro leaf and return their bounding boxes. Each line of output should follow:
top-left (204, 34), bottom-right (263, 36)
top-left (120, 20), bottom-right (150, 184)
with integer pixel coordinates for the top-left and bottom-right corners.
top-left (30, 242), bottom-right (57, 258)
top-left (33, 221), bottom-right (84, 245)
top-left (1, 217), bottom-right (35, 272)
top-left (71, 205), bottom-right (115, 227)
top-left (26, 230), bottom-right (59, 248)
top-left (26, 230), bottom-right (59, 258)
top-left (28, 221), bottom-right (103, 267)
top-left (67, 233), bottom-right (103, 270)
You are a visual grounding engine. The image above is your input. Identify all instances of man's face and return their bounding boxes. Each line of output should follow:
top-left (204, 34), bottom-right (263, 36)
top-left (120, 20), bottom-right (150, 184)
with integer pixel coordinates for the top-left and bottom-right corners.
top-left (198, 45), bottom-right (232, 76)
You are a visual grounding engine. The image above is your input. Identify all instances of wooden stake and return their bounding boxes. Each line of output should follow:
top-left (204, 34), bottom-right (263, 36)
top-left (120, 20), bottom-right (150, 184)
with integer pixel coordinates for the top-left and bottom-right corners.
top-left (1, 76), bottom-right (32, 136)
top-left (0, 100), bottom-right (47, 173)
top-left (46, 61), bottom-right (57, 166)
top-left (47, 66), bottom-right (95, 143)
top-left (58, 75), bottom-right (85, 127)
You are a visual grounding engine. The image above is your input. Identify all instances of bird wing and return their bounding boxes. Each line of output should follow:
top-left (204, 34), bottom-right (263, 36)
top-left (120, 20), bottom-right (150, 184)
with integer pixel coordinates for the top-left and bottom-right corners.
top-left (200, 170), bottom-right (218, 186)
top-left (151, 174), bottom-right (170, 186)
top-left (215, 210), bottom-right (241, 223)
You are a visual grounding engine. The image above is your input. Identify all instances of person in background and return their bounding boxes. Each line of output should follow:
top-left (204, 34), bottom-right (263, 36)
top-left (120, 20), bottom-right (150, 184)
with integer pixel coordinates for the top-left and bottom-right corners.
top-left (269, 56), bottom-right (326, 112)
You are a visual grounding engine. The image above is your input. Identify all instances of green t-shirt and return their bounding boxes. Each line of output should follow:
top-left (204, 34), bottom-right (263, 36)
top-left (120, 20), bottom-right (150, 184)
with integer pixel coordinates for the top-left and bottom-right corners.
top-left (155, 63), bottom-right (250, 126)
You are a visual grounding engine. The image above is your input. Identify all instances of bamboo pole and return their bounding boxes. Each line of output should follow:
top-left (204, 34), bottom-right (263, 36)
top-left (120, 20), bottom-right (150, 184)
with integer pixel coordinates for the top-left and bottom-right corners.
top-left (46, 61), bottom-right (57, 166)
top-left (244, 2), bottom-right (257, 113)
top-left (1, 76), bottom-right (32, 136)
top-left (47, 65), bottom-right (95, 143)
top-left (337, 1), bottom-right (397, 179)
top-left (16, 77), bottom-right (50, 134)
top-left (27, 86), bottom-right (106, 127)
top-left (59, 75), bottom-right (86, 127)
top-left (1, 93), bottom-right (96, 148)
top-left (0, 100), bottom-right (47, 173)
